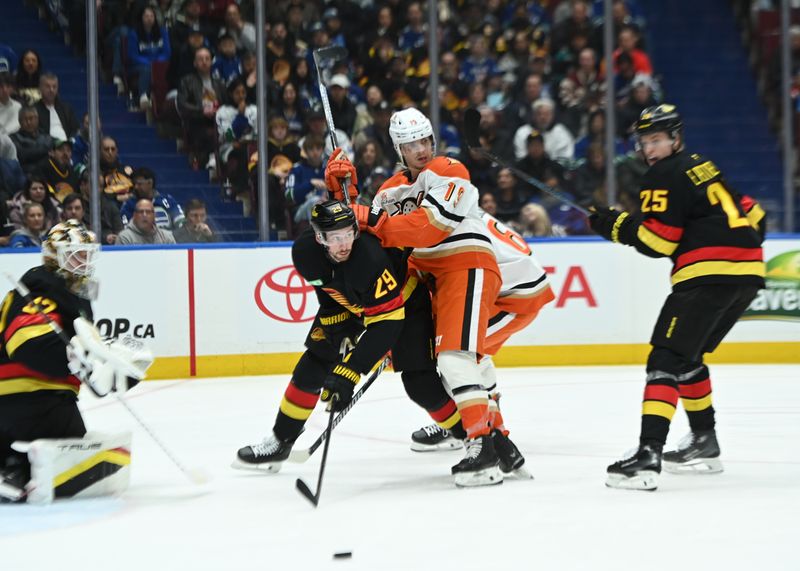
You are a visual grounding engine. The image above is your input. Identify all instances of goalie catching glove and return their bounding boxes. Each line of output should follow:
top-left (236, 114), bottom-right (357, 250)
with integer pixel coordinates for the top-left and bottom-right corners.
top-left (320, 363), bottom-right (360, 411)
top-left (324, 147), bottom-right (359, 203)
top-left (67, 317), bottom-right (154, 398)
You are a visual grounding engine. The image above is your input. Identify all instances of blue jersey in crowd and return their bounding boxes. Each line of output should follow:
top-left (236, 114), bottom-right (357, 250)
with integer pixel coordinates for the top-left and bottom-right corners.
top-left (120, 192), bottom-right (185, 230)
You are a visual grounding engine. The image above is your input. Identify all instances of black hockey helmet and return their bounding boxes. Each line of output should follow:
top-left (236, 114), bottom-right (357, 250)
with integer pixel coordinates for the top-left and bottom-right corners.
top-left (635, 103), bottom-right (683, 139)
top-left (310, 200), bottom-right (359, 238)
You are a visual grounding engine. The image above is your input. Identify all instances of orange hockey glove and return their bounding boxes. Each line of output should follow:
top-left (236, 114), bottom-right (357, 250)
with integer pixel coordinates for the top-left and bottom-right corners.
top-left (352, 204), bottom-right (387, 234)
top-left (324, 147), bottom-right (359, 202)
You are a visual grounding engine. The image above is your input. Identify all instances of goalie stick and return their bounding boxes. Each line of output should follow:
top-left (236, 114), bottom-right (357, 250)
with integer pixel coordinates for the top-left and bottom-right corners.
top-left (4, 272), bottom-right (209, 486)
top-left (462, 108), bottom-right (590, 216)
top-left (287, 355), bottom-right (391, 463)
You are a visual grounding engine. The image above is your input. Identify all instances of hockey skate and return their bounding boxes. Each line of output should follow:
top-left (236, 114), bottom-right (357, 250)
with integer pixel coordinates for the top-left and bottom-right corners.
top-left (451, 434), bottom-right (503, 487)
top-left (410, 424), bottom-right (463, 452)
top-left (232, 433), bottom-right (293, 473)
top-left (0, 461), bottom-right (28, 503)
top-left (663, 430), bottom-right (723, 474)
top-left (491, 430), bottom-right (533, 479)
top-left (605, 443), bottom-right (662, 491)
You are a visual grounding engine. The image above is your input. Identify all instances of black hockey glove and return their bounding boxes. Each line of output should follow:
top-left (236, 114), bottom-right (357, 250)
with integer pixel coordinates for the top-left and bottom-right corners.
top-left (589, 206), bottom-right (632, 244)
top-left (320, 363), bottom-right (360, 411)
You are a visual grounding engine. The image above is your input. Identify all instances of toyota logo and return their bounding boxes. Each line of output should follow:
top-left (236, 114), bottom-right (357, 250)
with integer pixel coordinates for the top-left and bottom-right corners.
top-left (254, 265), bottom-right (317, 323)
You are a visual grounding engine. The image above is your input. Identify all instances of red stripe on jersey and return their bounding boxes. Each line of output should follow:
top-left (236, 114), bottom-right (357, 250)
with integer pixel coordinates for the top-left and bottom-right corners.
top-left (643, 384), bottom-right (679, 405)
top-left (429, 399), bottom-right (458, 423)
top-left (673, 246), bottom-right (763, 272)
top-left (4, 312), bottom-right (63, 342)
top-left (284, 382), bottom-right (319, 409)
top-left (363, 292), bottom-right (404, 317)
top-left (642, 218), bottom-right (684, 241)
top-left (679, 378), bottom-right (712, 399)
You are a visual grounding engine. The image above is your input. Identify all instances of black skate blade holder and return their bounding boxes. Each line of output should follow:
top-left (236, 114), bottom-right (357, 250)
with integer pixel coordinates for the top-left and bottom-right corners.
top-left (295, 398), bottom-right (338, 507)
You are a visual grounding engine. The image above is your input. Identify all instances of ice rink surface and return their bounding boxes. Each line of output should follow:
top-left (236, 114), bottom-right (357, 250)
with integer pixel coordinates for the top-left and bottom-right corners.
top-left (1, 364), bottom-right (798, 571)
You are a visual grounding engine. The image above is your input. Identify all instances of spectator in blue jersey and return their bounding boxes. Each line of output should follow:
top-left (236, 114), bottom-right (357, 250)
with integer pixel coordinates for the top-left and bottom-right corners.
top-left (70, 113), bottom-right (102, 174)
top-left (127, 5), bottom-right (172, 111)
top-left (211, 35), bottom-right (242, 86)
top-left (460, 34), bottom-right (500, 85)
top-left (322, 7), bottom-right (346, 49)
top-left (9, 202), bottom-right (46, 248)
top-left (173, 199), bottom-right (218, 243)
top-left (119, 167), bottom-right (184, 230)
top-left (285, 134), bottom-right (326, 229)
top-left (398, 1), bottom-right (426, 52)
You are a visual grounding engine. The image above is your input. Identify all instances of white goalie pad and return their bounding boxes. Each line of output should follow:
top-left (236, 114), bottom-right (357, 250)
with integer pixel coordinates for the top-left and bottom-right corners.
top-left (19, 431), bottom-right (132, 505)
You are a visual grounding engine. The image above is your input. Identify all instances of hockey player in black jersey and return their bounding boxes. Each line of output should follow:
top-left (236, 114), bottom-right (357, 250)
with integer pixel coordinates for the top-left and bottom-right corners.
top-left (589, 104), bottom-right (766, 491)
top-left (234, 200), bottom-right (473, 479)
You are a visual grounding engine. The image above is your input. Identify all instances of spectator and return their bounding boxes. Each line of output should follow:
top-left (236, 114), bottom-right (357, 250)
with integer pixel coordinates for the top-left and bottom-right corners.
top-left (617, 73), bottom-right (658, 139)
top-left (354, 139), bottom-right (390, 183)
top-left (216, 78), bottom-right (258, 194)
top-left (460, 34), bottom-right (500, 85)
top-left (60, 192), bottom-right (85, 222)
top-left (0, 73), bottom-right (21, 135)
top-left (285, 134), bottom-right (326, 228)
top-left (472, 105), bottom-right (515, 163)
top-left (78, 170), bottom-right (122, 245)
top-left (574, 109), bottom-right (629, 159)
top-left (322, 7), bottom-right (346, 49)
top-left (551, 0), bottom-right (598, 56)
top-left (513, 99), bottom-right (575, 161)
top-left (120, 167), bottom-right (185, 230)
top-left (573, 142), bottom-right (606, 207)
top-left (11, 106), bottom-right (51, 175)
top-left (173, 198), bottom-right (218, 243)
top-left (515, 130), bottom-right (567, 188)
top-left (479, 191), bottom-right (498, 216)
top-left (352, 100), bottom-right (394, 165)
top-left (211, 34), bottom-right (242, 86)
top-left (69, 113), bottom-right (102, 173)
top-left (558, 47), bottom-right (605, 135)
top-left (328, 74), bottom-right (357, 137)
top-left (218, 3), bottom-right (256, 53)
top-left (299, 106), bottom-right (352, 159)
top-left (358, 165), bottom-right (391, 206)
top-left (168, 29), bottom-right (210, 90)
top-left (0, 43), bottom-right (17, 75)
top-left (15, 50), bottom-right (42, 107)
top-left (171, 0), bottom-right (214, 50)
top-left (493, 168), bottom-right (528, 224)
top-left (127, 5), bottom-right (172, 110)
top-left (518, 202), bottom-right (553, 237)
top-left (8, 175), bottom-right (61, 231)
top-left (504, 73), bottom-right (547, 132)
top-left (178, 47), bottom-right (226, 169)
top-left (266, 115), bottom-right (300, 164)
top-left (277, 81), bottom-right (305, 138)
top-left (0, 191), bottom-right (11, 246)
top-left (439, 51), bottom-right (469, 114)
top-left (36, 138), bottom-right (79, 203)
top-left (398, 1), bottom-right (426, 53)
top-left (241, 50), bottom-right (258, 103)
top-left (99, 136), bottom-right (134, 204)
top-left (8, 201), bottom-right (46, 248)
top-left (117, 198), bottom-right (176, 245)
top-left (613, 25), bottom-right (652, 75)
top-left (35, 73), bottom-right (79, 141)
top-left (0, 131), bottom-right (17, 161)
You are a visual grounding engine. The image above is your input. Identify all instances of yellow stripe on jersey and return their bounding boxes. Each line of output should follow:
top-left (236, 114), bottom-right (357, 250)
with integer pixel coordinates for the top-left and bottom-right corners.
top-left (364, 306), bottom-right (405, 326)
top-left (401, 275), bottom-right (419, 301)
top-left (0, 378), bottom-right (80, 396)
top-left (637, 225), bottom-right (679, 256)
top-left (680, 394), bottom-right (714, 412)
top-left (279, 397), bottom-right (314, 420)
top-left (5, 324), bottom-right (55, 357)
top-left (411, 244), bottom-right (495, 259)
top-left (671, 260), bottom-right (766, 286)
top-left (642, 400), bottom-right (677, 419)
top-left (53, 449), bottom-right (131, 488)
top-left (746, 203), bottom-right (766, 227)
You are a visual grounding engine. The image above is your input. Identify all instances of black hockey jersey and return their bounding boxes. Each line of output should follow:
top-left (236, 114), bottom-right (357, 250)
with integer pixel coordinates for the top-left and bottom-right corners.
top-left (0, 267), bottom-right (93, 396)
top-left (291, 229), bottom-right (412, 374)
top-left (620, 151), bottom-right (766, 291)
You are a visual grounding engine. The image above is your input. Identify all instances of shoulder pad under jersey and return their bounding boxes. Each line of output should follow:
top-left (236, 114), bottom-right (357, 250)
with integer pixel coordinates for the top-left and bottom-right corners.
top-left (421, 156), bottom-right (470, 181)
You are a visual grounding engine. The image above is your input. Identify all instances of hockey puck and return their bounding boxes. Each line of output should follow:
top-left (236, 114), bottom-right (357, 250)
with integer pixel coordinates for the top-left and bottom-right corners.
top-left (333, 551), bottom-right (353, 559)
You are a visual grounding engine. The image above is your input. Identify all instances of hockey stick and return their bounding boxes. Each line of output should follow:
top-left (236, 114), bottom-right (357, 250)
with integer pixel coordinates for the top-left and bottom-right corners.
top-left (295, 399), bottom-right (337, 507)
top-left (287, 355), bottom-right (391, 463)
top-left (463, 108), bottom-right (590, 216)
top-left (312, 45), bottom-right (348, 151)
top-left (3, 273), bottom-right (209, 486)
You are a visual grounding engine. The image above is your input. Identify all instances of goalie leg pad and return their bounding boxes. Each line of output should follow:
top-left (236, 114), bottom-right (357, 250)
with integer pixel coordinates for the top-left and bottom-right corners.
top-left (24, 431), bottom-right (132, 504)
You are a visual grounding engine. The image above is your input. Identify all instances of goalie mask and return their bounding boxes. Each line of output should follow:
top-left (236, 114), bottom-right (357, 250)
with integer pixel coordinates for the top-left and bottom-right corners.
top-left (42, 219), bottom-right (100, 299)
top-left (389, 107), bottom-right (436, 167)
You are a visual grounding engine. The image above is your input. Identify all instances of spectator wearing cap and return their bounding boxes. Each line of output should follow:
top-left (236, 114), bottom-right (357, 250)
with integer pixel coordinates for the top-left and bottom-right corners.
top-left (100, 136), bottom-right (134, 204)
top-left (515, 129), bottom-right (566, 190)
top-left (616, 73), bottom-right (658, 139)
top-left (0, 74), bottom-right (21, 135)
top-left (173, 198), bottom-right (219, 243)
top-left (216, 78), bottom-right (258, 193)
top-left (10, 106), bottom-right (51, 175)
top-left (513, 99), bottom-right (575, 161)
top-left (35, 138), bottom-right (79, 203)
top-left (34, 73), bottom-right (79, 141)
top-left (120, 167), bottom-right (185, 230)
top-left (322, 7), bottom-right (346, 49)
top-left (117, 198), bottom-right (176, 245)
top-left (328, 74), bottom-right (357, 137)
top-left (218, 3), bottom-right (256, 54)
top-left (398, 1), bottom-right (427, 53)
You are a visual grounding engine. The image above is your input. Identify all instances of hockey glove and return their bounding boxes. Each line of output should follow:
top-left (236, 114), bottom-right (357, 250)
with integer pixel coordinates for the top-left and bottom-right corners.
top-left (352, 204), bottom-right (387, 234)
top-left (324, 147), bottom-right (359, 203)
top-left (320, 363), bottom-right (360, 412)
top-left (589, 206), bottom-right (632, 243)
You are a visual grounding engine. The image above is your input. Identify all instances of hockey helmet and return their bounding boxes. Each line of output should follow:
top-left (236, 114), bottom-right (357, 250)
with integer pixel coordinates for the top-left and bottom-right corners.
top-left (310, 200), bottom-right (359, 242)
top-left (635, 104), bottom-right (683, 140)
top-left (389, 107), bottom-right (436, 166)
top-left (42, 219), bottom-right (100, 298)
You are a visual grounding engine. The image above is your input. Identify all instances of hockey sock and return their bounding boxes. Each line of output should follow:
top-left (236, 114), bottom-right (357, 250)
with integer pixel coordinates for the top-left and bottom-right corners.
top-left (639, 373), bottom-right (679, 446)
top-left (427, 398), bottom-right (465, 437)
top-left (677, 366), bottom-right (716, 432)
top-left (488, 393), bottom-right (508, 435)
top-left (273, 380), bottom-right (320, 442)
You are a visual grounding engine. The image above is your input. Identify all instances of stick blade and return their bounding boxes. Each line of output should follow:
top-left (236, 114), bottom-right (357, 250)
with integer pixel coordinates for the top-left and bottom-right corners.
top-left (313, 45), bottom-right (348, 65)
top-left (463, 108), bottom-right (482, 149)
top-left (295, 478), bottom-right (319, 507)
top-left (287, 448), bottom-right (312, 464)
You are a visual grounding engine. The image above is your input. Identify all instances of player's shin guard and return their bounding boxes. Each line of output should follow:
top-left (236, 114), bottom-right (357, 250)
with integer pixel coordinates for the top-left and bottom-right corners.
top-left (677, 365), bottom-right (716, 432)
top-left (273, 379), bottom-right (321, 443)
top-left (639, 371), bottom-right (680, 447)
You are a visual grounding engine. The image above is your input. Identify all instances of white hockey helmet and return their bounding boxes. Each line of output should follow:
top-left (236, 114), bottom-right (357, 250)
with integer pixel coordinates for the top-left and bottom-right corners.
top-left (42, 219), bottom-right (100, 283)
top-left (389, 107), bottom-right (436, 166)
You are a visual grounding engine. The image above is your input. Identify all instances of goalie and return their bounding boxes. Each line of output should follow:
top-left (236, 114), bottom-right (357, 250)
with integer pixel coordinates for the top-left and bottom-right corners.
top-left (0, 220), bottom-right (153, 504)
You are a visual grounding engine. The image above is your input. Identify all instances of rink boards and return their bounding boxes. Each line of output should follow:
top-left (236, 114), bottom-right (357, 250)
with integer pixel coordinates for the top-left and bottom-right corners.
top-left (4, 237), bottom-right (799, 379)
